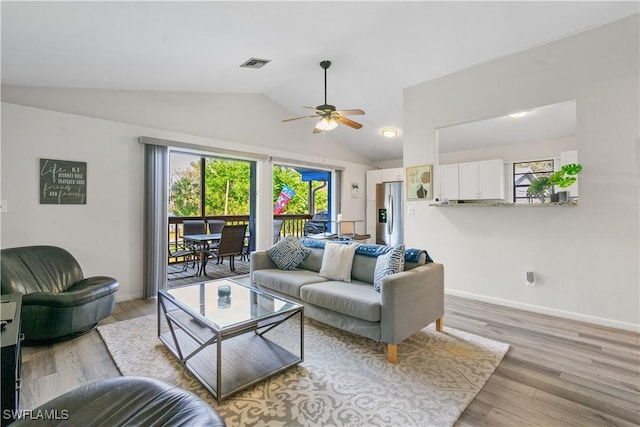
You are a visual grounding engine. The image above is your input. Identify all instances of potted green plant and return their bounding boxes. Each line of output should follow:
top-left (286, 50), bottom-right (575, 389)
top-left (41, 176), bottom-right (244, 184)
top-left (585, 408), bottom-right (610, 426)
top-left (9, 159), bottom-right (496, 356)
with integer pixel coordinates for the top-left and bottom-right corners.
top-left (529, 163), bottom-right (582, 203)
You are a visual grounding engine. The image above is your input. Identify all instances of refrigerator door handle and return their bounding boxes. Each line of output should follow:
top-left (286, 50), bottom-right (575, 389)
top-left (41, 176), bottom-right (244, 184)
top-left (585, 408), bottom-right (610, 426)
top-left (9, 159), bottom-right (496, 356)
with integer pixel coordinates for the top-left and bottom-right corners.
top-left (388, 195), bottom-right (394, 235)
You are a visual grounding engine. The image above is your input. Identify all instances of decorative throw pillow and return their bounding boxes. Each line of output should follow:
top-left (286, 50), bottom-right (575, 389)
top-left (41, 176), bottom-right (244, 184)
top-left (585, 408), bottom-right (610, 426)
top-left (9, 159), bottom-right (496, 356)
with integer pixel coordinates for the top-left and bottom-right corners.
top-left (373, 244), bottom-right (405, 292)
top-left (266, 236), bottom-right (311, 270)
top-left (319, 242), bottom-right (358, 282)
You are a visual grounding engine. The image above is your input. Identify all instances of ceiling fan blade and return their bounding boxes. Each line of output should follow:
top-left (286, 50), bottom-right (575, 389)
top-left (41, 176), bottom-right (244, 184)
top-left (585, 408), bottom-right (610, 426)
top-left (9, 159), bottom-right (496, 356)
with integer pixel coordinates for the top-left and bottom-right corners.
top-left (337, 115), bottom-right (363, 129)
top-left (335, 109), bottom-right (365, 116)
top-left (303, 106), bottom-right (321, 111)
top-left (312, 127), bottom-right (322, 134)
top-left (282, 115), bottom-right (318, 123)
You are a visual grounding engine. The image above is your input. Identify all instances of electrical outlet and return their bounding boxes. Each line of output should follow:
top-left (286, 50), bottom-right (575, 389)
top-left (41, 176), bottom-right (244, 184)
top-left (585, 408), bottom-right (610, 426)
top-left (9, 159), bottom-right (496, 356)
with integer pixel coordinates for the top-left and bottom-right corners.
top-left (525, 271), bottom-right (535, 287)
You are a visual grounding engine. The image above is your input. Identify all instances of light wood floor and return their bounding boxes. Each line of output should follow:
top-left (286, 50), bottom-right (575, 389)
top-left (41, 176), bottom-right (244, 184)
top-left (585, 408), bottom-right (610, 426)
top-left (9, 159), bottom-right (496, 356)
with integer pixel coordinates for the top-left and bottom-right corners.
top-left (21, 293), bottom-right (639, 426)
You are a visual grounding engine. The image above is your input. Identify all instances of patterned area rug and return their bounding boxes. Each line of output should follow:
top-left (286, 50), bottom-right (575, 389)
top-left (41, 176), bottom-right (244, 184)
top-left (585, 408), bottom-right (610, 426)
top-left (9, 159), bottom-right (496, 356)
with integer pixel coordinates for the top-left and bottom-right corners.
top-left (98, 315), bottom-right (508, 426)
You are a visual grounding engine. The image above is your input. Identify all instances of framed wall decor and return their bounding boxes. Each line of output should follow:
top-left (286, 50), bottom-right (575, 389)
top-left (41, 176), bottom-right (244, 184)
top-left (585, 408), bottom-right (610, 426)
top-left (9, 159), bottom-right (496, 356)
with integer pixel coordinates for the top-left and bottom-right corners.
top-left (406, 164), bottom-right (433, 201)
top-left (39, 158), bottom-right (87, 204)
top-left (350, 182), bottom-right (360, 198)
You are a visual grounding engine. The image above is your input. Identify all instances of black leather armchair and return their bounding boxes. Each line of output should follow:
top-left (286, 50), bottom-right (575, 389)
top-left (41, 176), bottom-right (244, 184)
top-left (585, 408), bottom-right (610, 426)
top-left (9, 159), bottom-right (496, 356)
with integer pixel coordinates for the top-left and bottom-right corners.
top-left (0, 245), bottom-right (119, 343)
top-left (12, 376), bottom-right (226, 426)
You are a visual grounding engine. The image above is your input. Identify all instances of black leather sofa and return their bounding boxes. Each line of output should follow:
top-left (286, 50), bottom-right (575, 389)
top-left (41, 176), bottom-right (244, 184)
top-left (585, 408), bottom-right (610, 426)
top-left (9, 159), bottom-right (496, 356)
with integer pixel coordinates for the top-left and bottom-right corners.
top-left (0, 245), bottom-right (119, 343)
top-left (11, 376), bottom-right (226, 426)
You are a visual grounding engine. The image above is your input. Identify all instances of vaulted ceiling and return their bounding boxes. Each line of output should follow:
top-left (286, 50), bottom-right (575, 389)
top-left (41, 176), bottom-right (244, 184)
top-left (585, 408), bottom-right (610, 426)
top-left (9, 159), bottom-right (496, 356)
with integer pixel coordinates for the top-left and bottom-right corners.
top-left (2, 2), bottom-right (638, 163)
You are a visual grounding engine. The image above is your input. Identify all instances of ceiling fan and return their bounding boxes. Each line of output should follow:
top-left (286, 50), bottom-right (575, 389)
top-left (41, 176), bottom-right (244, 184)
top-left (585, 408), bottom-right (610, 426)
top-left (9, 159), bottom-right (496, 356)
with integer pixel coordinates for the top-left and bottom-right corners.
top-left (282, 60), bottom-right (365, 133)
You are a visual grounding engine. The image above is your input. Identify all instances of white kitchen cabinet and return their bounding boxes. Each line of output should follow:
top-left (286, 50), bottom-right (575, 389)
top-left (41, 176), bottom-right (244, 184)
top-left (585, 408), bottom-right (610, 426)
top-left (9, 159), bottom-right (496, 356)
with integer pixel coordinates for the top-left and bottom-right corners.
top-left (365, 170), bottom-right (381, 242)
top-left (381, 167), bottom-right (404, 182)
top-left (438, 164), bottom-right (459, 200)
top-left (365, 200), bottom-right (376, 239)
top-left (458, 159), bottom-right (505, 200)
top-left (459, 162), bottom-right (479, 200)
top-left (366, 170), bottom-right (383, 201)
top-left (367, 168), bottom-right (404, 200)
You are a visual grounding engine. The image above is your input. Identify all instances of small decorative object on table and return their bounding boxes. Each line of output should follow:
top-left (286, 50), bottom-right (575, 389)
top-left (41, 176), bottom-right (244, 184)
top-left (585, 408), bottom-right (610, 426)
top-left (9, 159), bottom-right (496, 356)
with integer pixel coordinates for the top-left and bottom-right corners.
top-left (217, 285), bottom-right (232, 308)
top-left (217, 285), bottom-right (231, 298)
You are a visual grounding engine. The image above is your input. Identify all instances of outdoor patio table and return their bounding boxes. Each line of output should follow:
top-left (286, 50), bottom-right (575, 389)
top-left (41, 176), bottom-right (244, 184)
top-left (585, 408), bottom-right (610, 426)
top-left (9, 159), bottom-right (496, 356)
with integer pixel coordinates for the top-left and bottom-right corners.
top-left (183, 233), bottom-right (221, 276)
top-left (184, 232), bottom-right (250, 276)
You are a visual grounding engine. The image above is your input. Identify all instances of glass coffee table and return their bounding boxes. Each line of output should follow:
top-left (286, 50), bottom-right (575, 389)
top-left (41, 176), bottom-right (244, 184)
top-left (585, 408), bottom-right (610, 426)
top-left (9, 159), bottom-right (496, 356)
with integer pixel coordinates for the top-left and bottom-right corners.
top-left (157, 278), bottom-right (303, 402)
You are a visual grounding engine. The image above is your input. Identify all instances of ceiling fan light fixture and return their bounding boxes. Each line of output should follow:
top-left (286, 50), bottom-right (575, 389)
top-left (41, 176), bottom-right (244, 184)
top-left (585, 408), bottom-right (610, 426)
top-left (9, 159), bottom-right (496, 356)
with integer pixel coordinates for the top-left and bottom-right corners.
top-left (381, 128), bottom-right (398, 138)
top-left (315, 117), bottom-right (338, 131)
top-left (282, 60), bottom-right (365, 132)
top-left (508, 111), bottom-right (528, 118)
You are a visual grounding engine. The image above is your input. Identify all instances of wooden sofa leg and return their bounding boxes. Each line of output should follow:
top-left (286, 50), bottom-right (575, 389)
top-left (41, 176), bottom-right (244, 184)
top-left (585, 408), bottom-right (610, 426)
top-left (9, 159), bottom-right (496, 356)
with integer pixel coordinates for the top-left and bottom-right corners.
top-left (436, 317), bottom-right (444, 332)
top-left (387, 344), bottom-right (398, 364)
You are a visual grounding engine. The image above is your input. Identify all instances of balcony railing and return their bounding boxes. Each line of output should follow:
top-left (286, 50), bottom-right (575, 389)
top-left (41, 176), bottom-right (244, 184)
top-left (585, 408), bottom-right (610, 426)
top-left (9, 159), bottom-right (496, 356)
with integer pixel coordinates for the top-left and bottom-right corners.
top-left (168, 214), bottom-right (313, 264)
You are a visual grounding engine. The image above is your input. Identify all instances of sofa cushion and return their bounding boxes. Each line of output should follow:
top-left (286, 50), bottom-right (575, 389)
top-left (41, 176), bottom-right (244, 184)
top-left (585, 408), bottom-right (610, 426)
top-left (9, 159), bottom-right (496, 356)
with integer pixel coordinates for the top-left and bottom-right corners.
top-left (300, 281), bottom-right (381, 322)
top-left (253, 269), bottom-right (328, 299)
top-left (266, 236), bottom-right (310, 270)
top-left (351, 255), bottom-right (378, 284)
top-left (319, 242), bottom-right (358, 282)
top-left (373, 244), bottom-right (405, 292)
top-left (298, 247), bottom-right (325, 272)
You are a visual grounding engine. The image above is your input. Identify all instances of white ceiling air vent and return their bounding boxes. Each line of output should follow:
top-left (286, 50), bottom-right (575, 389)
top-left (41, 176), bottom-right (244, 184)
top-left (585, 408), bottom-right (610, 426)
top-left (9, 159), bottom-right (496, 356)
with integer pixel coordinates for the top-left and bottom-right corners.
top-left (240, 58), bottom-right (271, 69)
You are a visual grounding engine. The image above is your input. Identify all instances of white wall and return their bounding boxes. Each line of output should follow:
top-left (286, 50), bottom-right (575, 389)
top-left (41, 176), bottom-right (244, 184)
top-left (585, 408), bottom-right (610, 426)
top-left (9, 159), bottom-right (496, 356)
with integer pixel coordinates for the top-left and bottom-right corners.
top-left (1, 102), bottom-right (372, 301)
top-left (373, 158), bottom-right (403, 169)
top-left (1, 88), bottom-right (372, 166)
top-left (403, 15), bottom-right (639, 330)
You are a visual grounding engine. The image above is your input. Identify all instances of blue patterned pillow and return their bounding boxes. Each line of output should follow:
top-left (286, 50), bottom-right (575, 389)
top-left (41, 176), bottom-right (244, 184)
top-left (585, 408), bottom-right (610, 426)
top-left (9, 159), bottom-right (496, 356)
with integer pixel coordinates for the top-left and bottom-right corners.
top-left (373, 244), bottom-right (405, 292)
top-left (266, 236), bottom-right (311, 270)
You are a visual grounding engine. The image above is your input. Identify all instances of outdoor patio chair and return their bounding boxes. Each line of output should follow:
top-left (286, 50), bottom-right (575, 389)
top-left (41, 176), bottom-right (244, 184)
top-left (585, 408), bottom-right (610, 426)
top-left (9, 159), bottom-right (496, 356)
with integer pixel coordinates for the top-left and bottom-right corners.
top-left (205, 219), bottom-right (226, 263)
top-left (273, 219), bottom-right (285, 244)
top-left (168, 241), bottom-right (197, 278)
top-left (206, 224), bottom-right (247, 272)
top-left (183, 219), bottom-right (207, 236)
top-left (207, 219), bottom-right (225, 234)
top-left (182, 219), bottom-right (207, 266)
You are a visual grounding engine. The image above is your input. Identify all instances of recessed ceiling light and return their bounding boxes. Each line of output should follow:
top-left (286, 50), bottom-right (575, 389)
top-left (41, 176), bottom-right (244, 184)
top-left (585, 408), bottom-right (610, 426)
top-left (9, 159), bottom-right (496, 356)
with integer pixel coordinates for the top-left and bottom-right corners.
top-left (508, 111), bottom-right (528, 118)
top-left (381, 128), bottom-right (398, 138)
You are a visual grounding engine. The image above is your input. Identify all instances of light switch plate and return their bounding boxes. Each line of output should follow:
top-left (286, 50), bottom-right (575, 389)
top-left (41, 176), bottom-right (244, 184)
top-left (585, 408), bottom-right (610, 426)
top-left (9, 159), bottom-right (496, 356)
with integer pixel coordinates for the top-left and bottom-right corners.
top-left (0, 200), bottom-right (7, 213)
top-left (408, 205), bottom-right (414, 215)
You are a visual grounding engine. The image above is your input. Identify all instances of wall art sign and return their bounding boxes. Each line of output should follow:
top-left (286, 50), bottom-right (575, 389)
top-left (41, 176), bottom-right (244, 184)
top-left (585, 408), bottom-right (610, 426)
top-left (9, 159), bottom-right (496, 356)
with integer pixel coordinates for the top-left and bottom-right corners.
top-left (406, 164), bottom-right (433, 201)
top-left (39, 158), bottom-right (87, 204)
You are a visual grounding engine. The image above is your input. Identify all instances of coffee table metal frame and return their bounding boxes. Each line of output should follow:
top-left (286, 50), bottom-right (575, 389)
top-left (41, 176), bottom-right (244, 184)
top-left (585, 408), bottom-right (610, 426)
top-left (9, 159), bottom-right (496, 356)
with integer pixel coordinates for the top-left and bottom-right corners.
top-left (157, 279), bottom-right (304, 403)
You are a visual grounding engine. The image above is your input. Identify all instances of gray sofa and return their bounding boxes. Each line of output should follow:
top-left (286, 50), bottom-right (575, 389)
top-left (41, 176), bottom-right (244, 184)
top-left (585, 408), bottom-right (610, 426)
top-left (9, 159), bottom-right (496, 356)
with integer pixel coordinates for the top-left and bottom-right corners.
top-left (250, 241), bottom-right (444, 363)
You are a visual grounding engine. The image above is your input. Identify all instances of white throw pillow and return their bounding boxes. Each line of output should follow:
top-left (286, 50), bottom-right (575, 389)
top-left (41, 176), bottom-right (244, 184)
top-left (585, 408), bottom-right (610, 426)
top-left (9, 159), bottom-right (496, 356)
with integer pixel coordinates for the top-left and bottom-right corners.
top-left (319, 242), bottom-right (358, 282)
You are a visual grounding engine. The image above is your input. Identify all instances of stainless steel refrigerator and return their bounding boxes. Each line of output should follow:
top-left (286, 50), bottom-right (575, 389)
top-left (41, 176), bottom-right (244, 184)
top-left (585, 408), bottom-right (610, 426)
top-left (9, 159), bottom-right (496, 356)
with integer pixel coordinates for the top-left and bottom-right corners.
top-left (375, 182), bottom-right (404, 246)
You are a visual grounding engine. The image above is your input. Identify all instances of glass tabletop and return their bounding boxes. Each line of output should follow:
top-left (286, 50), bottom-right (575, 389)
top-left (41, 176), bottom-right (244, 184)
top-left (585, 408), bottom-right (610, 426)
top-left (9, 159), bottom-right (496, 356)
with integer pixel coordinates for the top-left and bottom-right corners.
top-left (162, 279), bottom-right (299, 330)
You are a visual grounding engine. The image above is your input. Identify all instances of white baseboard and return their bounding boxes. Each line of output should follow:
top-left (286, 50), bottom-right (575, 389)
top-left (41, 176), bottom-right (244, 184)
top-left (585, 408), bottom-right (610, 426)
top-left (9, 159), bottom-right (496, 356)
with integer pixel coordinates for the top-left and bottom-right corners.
top-left (446, 289), bottom-right (640, 333)
top-left (116, 291), bottom-right (143, 303)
